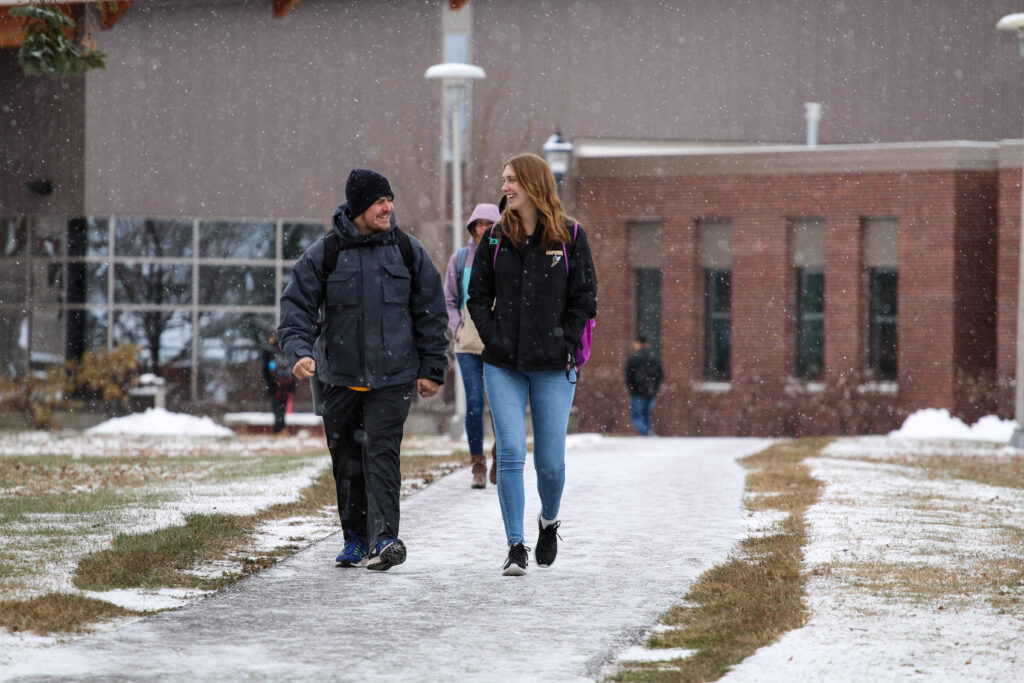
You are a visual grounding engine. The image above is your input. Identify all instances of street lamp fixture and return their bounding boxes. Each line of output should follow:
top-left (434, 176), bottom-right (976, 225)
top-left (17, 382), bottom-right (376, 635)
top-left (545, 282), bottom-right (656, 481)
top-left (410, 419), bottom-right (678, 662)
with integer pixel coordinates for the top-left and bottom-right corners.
top-left (997, 13), bottom-right (1024, 448)
top-left (542, 130), bottom-right (573, 196)
top-left (998, 13), bottom-right (1024, 56)
top-left (424, 62), bottom-right (486, 257)
top-left (424, 61), bottom-right (485, 436)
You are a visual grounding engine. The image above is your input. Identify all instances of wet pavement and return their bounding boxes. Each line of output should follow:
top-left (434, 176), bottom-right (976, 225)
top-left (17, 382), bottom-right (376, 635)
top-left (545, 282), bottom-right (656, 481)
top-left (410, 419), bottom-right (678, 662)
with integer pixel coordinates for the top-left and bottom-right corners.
top-left (6, 437), bottom-right (773, 682)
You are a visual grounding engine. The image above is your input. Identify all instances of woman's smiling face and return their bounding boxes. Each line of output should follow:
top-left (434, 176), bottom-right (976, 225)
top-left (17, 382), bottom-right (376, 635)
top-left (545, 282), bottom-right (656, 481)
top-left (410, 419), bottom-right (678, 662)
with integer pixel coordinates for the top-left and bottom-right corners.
top-left (501, 165), bottom-right (535, 214)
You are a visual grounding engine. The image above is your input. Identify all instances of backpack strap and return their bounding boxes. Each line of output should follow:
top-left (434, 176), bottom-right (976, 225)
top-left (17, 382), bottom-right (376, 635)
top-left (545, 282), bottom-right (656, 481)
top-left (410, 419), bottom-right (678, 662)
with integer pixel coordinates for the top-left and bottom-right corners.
top-left (455, 246), bottom-right (469, 309)
top-left (489, 224), bottom-right (502, 269)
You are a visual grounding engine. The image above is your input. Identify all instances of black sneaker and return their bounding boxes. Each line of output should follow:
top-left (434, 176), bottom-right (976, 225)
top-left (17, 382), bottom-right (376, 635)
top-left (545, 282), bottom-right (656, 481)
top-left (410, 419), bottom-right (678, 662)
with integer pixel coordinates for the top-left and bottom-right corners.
top-left (535, 517), bottom-right (561, 567)
top-left (366, 538), bottom-right (406, 571)
top-left (502, 543), bottom-right (529, 576)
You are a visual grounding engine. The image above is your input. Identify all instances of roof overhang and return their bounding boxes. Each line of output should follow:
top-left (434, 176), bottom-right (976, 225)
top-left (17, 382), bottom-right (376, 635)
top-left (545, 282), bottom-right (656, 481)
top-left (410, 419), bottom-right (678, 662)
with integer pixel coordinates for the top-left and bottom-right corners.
top-left (574, 140), bottom-right (1003, 178)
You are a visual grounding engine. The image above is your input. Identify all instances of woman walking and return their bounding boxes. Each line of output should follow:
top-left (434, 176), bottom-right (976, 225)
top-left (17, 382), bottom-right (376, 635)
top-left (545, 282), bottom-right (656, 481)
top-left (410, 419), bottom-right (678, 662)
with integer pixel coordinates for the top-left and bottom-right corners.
top-left (443, 202), bottom-right (501, 488)
top-left (467, 153), bottom-right (597, 576)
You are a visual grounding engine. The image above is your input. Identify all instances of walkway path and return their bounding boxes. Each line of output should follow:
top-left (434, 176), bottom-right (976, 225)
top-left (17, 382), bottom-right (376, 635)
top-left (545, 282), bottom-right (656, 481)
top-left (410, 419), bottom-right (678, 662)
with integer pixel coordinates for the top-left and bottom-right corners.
top-left (7, 436), bottom-right (773, 682)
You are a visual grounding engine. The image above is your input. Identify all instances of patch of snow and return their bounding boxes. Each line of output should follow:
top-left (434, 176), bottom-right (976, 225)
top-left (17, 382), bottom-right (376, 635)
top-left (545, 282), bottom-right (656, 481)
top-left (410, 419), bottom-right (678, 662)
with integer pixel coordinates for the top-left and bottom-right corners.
top-left (86, 408), bottom-right (233, 437)
top-left (888, 408), bottom-right (1016, 443)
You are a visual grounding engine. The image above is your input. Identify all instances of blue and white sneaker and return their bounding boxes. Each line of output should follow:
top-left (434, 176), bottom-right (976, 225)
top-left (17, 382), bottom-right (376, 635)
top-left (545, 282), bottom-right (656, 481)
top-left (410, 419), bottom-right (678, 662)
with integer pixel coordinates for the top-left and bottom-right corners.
top-left (335, 530), bottom-right (368, 567)
top-left (365, 538), bottom-right (406, 571)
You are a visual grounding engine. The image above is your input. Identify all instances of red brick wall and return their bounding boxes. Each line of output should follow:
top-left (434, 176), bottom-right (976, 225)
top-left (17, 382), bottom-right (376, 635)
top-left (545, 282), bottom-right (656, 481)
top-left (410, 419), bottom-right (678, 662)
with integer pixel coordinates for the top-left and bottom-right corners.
top-left (573, 168), bottom-right (998, 436)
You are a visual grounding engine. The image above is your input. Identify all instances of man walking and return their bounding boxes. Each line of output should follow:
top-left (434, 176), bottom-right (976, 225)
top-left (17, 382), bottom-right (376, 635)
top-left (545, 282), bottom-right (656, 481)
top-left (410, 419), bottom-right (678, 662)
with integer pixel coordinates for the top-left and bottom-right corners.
top-left (624, 335), bottom-right (663, 436)
top-left (278, 169), bottom-right (448, 571)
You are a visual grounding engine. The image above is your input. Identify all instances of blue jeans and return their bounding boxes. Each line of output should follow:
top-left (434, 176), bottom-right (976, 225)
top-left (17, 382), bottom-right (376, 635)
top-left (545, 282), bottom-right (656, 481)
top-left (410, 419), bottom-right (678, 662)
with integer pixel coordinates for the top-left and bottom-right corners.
top-left (483, 363), bottom-right (576, 546)
top-left (456, 353), bottom-right (485, 455)
top-left (630, 395), bottom-right (656, 436)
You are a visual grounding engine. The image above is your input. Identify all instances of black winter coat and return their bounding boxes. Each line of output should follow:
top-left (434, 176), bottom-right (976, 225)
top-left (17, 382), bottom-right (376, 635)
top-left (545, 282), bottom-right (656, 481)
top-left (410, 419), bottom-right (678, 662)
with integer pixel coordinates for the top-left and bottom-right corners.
top-left (467, 221), bottom-right (597, 372)
top-left (277, 204), bottom-right (448, 389)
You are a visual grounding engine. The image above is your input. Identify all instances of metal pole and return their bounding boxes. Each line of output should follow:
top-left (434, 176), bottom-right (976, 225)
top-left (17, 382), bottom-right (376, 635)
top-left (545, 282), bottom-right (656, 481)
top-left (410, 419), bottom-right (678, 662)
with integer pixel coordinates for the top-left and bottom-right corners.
top-left (1013, 136), bottom-right (1024, 448)
top-left (450, 85), bottom-right (466, 434)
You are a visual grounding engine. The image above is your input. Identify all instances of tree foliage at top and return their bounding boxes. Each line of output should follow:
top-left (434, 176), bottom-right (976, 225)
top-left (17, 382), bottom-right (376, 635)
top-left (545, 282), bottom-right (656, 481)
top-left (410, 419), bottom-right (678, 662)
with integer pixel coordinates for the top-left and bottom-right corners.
top-left (10, 3), bottom-right (108, 79)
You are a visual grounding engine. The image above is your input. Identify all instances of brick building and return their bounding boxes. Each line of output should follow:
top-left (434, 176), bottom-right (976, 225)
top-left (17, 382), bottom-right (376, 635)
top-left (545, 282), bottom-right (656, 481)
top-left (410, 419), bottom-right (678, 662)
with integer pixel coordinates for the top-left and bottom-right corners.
top-left (571, 140), bottom-right (1009, 435)
top-left (4, 0), bottom-right (1024, 433)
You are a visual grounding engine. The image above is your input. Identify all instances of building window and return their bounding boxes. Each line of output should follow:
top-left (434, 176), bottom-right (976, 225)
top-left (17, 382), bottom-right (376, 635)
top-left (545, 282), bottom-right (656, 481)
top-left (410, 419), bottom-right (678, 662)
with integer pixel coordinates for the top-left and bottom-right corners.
top-left (0, 215), bottom-right (326, 406)
top-left (791, 218), bottom-right (825, 379)
top-left (863, 217), bottom-right (898, 381)
top-left (629, 221), bottom-right (662, 348)
top-left (868, 268), bottom-right (898, 380)
top-left (795, 268), bottom-right (825, 378)
top-left (699, 219), bottom-right (732, 381)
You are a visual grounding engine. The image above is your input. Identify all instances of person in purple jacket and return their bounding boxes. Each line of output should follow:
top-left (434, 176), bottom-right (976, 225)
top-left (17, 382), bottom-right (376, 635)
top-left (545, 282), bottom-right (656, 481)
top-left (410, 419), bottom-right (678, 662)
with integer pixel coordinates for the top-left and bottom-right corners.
top-left (443, 203), bottom-right (501, 488)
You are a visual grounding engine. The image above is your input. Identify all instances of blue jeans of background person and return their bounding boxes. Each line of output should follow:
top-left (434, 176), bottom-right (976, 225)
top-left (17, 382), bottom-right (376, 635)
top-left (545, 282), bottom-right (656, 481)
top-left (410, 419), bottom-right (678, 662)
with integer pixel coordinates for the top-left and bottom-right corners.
top-left (483, 363), bottom-right (576, 546)
top-left (630, 395), bottom-right (656, 436)
top-left (456, 352), bottom-right (485, 455)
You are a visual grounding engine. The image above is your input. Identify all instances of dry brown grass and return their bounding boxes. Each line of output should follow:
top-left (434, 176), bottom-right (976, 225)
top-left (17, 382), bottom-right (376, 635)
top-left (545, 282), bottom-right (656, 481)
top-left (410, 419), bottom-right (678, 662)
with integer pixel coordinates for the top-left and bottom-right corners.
top-left (2, 450), bottom-right (470, 635)
top-left (0, 594), bottom-right (137, 635)
top-left (609, 439), bottom-right (828, 682)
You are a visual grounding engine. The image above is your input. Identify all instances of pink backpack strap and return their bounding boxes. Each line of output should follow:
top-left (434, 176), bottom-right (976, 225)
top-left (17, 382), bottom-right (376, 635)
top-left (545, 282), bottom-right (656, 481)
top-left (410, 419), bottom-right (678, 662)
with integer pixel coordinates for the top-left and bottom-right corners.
top-left (491, 226), bottom-right (502, 269)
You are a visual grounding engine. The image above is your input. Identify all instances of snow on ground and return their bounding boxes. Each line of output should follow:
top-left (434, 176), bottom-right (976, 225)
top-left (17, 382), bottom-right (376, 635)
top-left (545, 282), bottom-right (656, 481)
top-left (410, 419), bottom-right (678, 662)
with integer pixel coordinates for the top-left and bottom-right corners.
top-left (2, 408), bottom-right (1023, 680)
top-left (720, 411), bottom-right (1024, 681)
top-left (85, 407), bottom-right (234, 437)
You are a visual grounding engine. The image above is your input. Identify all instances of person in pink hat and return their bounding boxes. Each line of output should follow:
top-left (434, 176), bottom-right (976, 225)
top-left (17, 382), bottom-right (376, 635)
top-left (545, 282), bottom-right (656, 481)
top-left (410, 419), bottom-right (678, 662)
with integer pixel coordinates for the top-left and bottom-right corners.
top-left (444, 202), bottom-right (501, 488)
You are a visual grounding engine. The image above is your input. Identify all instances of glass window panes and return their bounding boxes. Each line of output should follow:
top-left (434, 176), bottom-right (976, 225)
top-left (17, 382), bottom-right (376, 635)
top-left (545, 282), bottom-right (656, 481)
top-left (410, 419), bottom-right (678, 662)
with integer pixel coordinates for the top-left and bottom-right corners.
top-left (283, 222), bottom-right (326, 260)
top-left (0, 308), bottom-right (28, 377)
top-left (868, 267), bottom-right (898, 380)
top-left (199, 265), bottom-right (276, 306)
top-left (635, 268), bottom-right (662, 350)
top-left (795, 268), bottom-right (825, 379)
top-left (704, 269), bottom-right (731, 381)
top-left (115, 218), bottom-right (193, 258)
top-left (200, 220), bottom-right (274, 259)
top-left (31, 216), bottom-right (64, 257)
top-left (81, 308), bottom-right (109, 352)
top-left (0, 259), bottom-right (26, 305)
top-left (197, 312), bottom-right (273, 402)
top-left (30, 306), bottom-right (64, 367)
top-left (31, 261), bottom-right (64, 304)
top-left (114, 262), bottom-right (193, 305)
top-left (2, 217), bottom-right (28, 257)
top-left (83, 262), bottom-right (109, 304)
top-left (114, 309), bottom-right (192, 369)
top-left (84, 216), bottom-right (110, 256)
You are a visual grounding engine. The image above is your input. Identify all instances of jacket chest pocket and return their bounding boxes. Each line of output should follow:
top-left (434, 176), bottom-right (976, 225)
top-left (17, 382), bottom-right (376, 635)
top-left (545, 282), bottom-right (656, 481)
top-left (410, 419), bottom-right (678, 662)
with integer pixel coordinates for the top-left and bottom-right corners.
top-left (327, 266), bottom-right (360, 308)
top-left (382, 263), bottom-right (411, 304)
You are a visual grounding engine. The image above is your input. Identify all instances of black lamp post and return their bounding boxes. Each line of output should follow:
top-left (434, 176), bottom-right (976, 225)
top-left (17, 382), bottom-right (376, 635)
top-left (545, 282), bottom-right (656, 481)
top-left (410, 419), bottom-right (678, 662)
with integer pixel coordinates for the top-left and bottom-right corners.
top-left (542, 130), bottom-right (573, 197)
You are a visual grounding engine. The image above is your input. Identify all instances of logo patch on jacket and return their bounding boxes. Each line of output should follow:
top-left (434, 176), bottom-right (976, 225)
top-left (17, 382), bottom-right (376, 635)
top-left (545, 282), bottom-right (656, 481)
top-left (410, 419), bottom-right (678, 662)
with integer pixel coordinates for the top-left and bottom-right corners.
top-left (547, 250), bottom-right (563, 267)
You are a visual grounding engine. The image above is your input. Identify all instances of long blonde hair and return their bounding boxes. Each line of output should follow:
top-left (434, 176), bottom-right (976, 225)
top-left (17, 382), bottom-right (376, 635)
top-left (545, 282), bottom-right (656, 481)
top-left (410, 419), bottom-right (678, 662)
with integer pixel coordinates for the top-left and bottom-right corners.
top-left (499, 153), bottom-right (573, 248)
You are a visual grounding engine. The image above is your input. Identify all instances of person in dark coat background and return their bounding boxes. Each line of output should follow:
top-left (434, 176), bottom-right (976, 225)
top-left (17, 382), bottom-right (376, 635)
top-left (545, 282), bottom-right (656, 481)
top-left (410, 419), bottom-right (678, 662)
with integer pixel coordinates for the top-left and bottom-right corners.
top-left (625, 335), bottom-right (663, 436)
top-left (262, 328), bottom-right (295, 434)
top-left (278, 169), bottom-right (448, 572)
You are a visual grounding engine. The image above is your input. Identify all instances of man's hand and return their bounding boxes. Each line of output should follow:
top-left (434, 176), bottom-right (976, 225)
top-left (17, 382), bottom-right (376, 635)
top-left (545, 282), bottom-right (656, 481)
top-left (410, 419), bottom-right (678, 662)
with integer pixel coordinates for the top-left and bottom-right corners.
top-left (293, 357), bottom-right (316, 380)
top-left (416, 379), bottom-right (440, 399)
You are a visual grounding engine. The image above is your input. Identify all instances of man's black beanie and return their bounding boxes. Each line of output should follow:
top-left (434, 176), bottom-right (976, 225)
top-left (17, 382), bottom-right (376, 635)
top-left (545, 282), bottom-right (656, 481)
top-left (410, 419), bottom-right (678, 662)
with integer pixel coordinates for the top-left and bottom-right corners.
top-left (345, 169), bottom-right (393, 219)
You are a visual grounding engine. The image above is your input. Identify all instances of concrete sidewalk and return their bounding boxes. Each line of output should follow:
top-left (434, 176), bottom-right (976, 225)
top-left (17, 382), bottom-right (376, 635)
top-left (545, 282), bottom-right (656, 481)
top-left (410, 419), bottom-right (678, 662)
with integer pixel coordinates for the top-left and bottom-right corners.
top-left (6, 437), bottom-right (773, 682)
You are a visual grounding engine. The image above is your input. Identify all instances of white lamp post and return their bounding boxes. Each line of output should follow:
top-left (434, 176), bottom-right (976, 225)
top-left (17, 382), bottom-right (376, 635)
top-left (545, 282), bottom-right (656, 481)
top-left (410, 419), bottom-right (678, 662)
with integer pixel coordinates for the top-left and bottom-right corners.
top-left (425, 62), bottom-right (485, 435)
top-left (542, 130), bottom-right (573, 197)
top-left (997, 13), bottom-right (1024, 448)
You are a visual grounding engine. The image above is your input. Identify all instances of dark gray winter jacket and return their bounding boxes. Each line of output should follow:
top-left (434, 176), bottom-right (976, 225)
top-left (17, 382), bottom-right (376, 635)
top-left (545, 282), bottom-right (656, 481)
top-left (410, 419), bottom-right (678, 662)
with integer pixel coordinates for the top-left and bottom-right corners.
top-left (277, 204), bottom-right (448, 389)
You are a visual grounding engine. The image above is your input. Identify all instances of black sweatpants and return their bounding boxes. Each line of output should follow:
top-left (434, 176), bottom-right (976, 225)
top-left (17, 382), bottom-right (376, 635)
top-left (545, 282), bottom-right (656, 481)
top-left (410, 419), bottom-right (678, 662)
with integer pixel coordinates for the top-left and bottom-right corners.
top-left (320, 382), bottom-right (413, 549)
